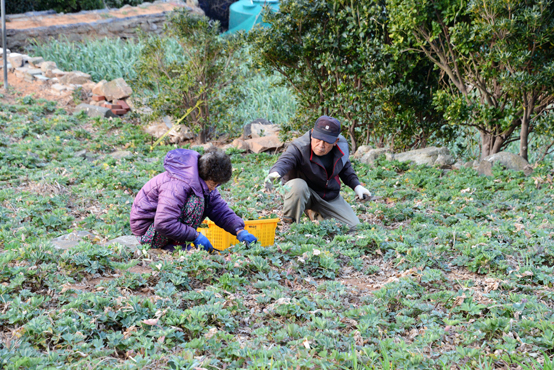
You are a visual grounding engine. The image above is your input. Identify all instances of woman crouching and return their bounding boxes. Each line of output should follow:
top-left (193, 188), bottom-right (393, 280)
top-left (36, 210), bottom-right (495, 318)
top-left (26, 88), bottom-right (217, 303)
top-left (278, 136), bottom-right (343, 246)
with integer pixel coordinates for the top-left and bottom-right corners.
top-left (130, 148), bottom-right (257, 252)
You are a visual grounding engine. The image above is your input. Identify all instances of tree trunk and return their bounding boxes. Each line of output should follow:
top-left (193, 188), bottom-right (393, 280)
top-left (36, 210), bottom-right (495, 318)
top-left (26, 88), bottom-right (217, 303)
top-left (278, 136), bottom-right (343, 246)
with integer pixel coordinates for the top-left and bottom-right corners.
top-left (479, 130), bottom-right (505, 160)
top-left (519, 117), bottom-right (529, 161)
top-left (348, 122), bottom-right (357, 154)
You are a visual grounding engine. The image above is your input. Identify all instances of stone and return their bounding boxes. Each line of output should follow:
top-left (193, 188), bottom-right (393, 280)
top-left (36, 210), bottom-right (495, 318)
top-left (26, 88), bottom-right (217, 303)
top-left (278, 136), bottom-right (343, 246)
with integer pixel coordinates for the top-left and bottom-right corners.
top-left (26, 68), bottom-right (43, 76)
top-left (74, 150), bottom-right (87, 158)
top-left (45, 68), bottom-right (66, 78)
top-left (170, 124), bottom-right (194, 141)
top-left (109, 150), bottom-right (133, 160)
top-left (95, 78), bottom-right (133, 101)
top-left (75, 103), bottom-right (117, 118)
top-left (360, 148), bottom-right (391, 166)
top-left (478, 152), bottom-right (533, 176)
top-left (245, 135), bottom-right (284, 153)
top-left (477, 160), bottom-right (493, 176)
top-left (232, 138), bottom-right (250, 151)
top-left (191, 144), bottom-right (216, 151)
top-left (105, 235), bottom-right (140, 252)
top-left (28, 57), bottom-right (44, 68)
top-left (243, 118), bottom-right (273, 139)
top-left (52, 69), bottom-right (67, 77)
top-left (0, 49), bottom-right (10, 58)
top-left (14, 67), bottom-right (29, 78)
top-left (0, 62), bottom-right (13, 71)
top-left (353, 145), bottom-right (373, 160)
top-left (7, 53), bottom-right (25, 68)
top-left (34, 75), bottom-right (50, 84)
top-left (51, 83), bottom-right (68, 92)
top-left (51, 230), bottom-right (95, 250)
top-left (250, 123), bottom-right (280, 138)
top-left (435, 153), bottom-right (456, 168)
top-left (44, 69), bottom-right (56, 78)
top-left (144, 117), bottom-right (193, 143)
top-left (389, 147), bottom-right (453, 167)
top-left (40, 61), bottom-right (57, 72)
top-left (60, 71), bottom-right (91, 85)
top-left (451, 161), bottom-right (464, 170)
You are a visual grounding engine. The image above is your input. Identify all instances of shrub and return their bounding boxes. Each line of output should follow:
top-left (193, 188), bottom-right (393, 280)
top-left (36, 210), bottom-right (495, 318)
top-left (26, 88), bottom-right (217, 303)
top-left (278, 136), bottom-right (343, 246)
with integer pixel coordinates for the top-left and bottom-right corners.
top-left (249, 0), bottom-right (449, 152)
top-left (388, 0), bottom-right (554, 161)
top-left (133, 10), bottom-right (246, 143)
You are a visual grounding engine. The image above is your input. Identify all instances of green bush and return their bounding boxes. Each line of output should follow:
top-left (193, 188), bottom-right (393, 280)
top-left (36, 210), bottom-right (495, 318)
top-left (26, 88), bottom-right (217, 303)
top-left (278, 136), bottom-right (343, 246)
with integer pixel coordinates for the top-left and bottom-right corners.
top-left (249, 0), bottom-right (449, 152)
top-left (133, 10), bottom-right (246, 143)
top-left (388, 0), bottom-right (554, 161)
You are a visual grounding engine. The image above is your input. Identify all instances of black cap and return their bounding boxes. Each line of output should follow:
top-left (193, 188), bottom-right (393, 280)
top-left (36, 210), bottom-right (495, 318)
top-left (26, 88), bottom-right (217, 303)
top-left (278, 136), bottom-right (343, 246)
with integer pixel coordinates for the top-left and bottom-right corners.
top-left (312, 116), bottom-right (341, 144)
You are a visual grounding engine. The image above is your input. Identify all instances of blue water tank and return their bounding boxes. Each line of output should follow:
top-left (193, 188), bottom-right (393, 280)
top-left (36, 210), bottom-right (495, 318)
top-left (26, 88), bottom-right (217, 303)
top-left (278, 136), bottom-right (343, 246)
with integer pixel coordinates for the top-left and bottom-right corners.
top-left (227, 0), bottom-right (279, 34)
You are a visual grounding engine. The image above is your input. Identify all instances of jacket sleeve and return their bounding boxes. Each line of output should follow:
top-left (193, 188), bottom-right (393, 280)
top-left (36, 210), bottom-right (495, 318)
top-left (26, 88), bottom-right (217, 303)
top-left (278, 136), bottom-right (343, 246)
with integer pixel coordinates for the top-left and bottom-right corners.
top-left (339, 160), bottom-right (361, 190)
top-left (269, 144), bottom-right (301, 177)
top-left (153, 183), bottom-right (198, 242)
top-left (205, 191), bottom-right (245, 235)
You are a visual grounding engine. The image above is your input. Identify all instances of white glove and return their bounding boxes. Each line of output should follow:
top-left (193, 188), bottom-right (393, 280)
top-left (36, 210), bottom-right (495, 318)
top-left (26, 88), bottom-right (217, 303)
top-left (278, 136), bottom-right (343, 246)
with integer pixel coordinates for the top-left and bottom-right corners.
top-left (354, 185), bottom-right (371, 200)
top-left (264, 171), bottom-right (281, 185)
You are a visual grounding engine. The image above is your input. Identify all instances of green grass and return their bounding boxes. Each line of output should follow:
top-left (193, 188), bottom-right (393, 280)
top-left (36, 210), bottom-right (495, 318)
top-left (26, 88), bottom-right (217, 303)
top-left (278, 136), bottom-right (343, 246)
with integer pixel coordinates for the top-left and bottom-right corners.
top-left (1, 96), bottom-right (554, 369)
top-left (30, 37), bottom-right (145, 82)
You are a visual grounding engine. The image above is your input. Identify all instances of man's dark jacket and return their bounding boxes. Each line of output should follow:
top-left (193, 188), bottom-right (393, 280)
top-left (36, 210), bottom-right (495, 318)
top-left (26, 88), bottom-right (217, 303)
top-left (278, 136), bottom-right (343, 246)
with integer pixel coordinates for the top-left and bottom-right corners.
top-left (269, 131), bottom-right (361, 201)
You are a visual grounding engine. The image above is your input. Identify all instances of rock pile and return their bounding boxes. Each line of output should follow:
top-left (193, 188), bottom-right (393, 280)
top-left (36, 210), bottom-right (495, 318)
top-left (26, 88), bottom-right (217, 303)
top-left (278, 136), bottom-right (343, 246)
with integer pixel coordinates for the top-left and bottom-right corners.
top-left (2, 49), bottom-right (134, 118)
top-left (232, 118), bottom-right (284, 153)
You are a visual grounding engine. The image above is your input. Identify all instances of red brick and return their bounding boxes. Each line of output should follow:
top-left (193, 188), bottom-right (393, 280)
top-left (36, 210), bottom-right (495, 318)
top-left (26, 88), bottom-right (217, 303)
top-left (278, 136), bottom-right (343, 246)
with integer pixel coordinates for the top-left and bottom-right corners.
top-left (102, 103), bottom-right (122, 109)
top-left (92, 95), bottom-right (106, 101)
top-left (111, 109), bottom-right (127, 115)
top-left (116, 100), bottom-right (131, 112)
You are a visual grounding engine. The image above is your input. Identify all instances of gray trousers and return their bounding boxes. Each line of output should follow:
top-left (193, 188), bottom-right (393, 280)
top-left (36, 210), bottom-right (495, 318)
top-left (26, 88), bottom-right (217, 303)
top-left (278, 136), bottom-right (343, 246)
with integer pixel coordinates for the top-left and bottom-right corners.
top-left (282, 178), bottom-right (360, 228)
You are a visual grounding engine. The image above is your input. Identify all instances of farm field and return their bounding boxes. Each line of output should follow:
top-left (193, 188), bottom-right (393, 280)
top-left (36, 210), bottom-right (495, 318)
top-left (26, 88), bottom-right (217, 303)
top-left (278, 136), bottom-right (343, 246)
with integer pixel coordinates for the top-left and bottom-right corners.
top-left (1, 97), bottom-right (554, 369)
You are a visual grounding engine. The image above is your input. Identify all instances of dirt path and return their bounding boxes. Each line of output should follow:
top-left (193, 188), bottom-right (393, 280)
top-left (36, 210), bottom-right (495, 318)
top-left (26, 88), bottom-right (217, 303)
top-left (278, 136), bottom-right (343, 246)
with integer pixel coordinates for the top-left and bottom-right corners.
top-left (6, 2), bottom-right (188, 30)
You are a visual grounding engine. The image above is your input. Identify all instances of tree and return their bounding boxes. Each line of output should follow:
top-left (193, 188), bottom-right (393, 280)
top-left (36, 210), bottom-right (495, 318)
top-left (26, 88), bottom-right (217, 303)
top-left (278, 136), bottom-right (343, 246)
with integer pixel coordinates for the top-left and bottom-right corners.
top-left (133, 10), bottom-right (245, 144)
top-left (249, 0), bottom-right (448, 153)
top-left (388, 0), bottom-right (554, 160)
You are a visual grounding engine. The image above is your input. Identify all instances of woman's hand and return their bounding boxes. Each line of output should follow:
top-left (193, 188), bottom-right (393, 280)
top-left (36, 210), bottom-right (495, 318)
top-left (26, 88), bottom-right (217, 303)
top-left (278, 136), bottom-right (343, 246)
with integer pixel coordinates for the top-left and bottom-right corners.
top-left (194, 232), bottom-right (214, 252)
top-left (237, 230), bottom-right (258, 247)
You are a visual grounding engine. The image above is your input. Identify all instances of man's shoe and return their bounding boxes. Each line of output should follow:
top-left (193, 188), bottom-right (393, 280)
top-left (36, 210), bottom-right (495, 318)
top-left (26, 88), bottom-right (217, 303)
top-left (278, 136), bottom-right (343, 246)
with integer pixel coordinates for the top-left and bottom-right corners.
top-left (282, 216), bottom-right (295, 224)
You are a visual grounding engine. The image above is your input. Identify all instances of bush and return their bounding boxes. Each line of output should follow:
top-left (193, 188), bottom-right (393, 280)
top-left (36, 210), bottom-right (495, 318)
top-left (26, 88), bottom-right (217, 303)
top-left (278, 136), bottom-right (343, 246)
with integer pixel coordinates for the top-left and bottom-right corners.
top-left (133, 10), bottom-right (246, 143)
top-left (249, 0), bottom-right (449, 152)
top-left (388, 0), bottom-right (554, 161)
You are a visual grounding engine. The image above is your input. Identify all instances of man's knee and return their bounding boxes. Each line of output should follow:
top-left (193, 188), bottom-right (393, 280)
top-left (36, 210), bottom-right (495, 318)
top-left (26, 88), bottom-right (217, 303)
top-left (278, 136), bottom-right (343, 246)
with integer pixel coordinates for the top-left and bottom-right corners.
top-left (284, 178), bottom-right (310, 199)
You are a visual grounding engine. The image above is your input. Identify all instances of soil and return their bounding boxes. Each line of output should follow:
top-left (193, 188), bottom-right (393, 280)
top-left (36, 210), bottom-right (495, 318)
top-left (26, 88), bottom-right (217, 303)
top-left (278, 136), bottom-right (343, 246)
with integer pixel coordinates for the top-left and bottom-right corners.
top-left (6, 2), bottom-right (188, 30)
top-left (0, 73), bottom-right (75, 107)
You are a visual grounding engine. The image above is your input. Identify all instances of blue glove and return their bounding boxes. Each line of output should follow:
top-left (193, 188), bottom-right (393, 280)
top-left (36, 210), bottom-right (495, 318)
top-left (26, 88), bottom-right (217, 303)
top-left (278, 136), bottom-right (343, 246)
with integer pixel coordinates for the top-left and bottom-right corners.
top-left (237, 230), bottom-right (258, 247)
top-left (193, 233), bottom-right (214, 253)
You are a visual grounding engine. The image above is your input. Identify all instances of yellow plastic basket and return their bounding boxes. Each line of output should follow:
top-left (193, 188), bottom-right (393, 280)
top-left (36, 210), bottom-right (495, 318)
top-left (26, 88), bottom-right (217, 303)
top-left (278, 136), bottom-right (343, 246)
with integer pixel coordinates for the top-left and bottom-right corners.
top-left (197, 218), bottom-right (280, 251)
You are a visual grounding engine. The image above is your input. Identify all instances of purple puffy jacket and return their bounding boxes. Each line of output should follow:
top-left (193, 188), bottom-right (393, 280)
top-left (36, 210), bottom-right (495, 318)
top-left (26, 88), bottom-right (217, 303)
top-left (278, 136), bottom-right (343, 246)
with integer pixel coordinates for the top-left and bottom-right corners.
top-left (129, 149), bottom-right (244, 242)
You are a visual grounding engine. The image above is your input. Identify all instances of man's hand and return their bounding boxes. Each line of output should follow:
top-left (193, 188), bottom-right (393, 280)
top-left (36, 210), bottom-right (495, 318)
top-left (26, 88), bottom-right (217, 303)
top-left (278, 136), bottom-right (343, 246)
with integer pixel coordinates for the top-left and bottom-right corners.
top-left (194, 232), bottom-right (214, 253)
top-left (354, 185), bottom-right (372, 200)
top-left (264, 171), bottom-right (281, 191)
top-left (237, 230), bottom-right (258, 247)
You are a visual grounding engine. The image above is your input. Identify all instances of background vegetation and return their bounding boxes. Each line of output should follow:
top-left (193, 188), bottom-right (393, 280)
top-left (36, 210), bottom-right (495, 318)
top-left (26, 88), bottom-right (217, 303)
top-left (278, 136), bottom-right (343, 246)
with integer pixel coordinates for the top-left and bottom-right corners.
top-left (250, 0), bottom-right (554, 161)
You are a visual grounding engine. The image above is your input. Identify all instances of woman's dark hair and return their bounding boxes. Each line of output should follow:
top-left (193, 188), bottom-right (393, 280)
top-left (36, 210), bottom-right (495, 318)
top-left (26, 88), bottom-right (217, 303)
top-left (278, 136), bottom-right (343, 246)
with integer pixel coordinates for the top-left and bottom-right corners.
top-left (198, 148), bottom-right (233, 184)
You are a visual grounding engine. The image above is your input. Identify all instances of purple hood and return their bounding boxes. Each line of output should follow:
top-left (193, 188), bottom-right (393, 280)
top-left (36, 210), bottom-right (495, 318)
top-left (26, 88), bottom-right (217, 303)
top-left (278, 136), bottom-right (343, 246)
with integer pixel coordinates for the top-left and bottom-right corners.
top-left (129, 149), bottom-right (244, 242)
